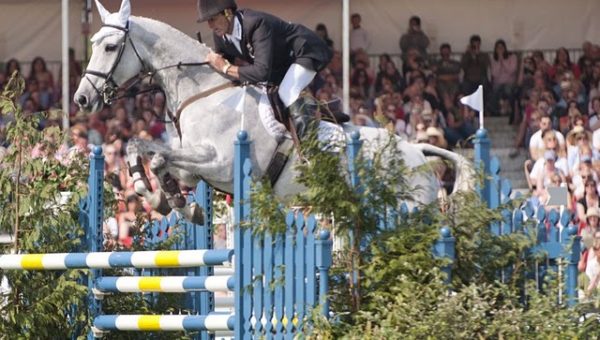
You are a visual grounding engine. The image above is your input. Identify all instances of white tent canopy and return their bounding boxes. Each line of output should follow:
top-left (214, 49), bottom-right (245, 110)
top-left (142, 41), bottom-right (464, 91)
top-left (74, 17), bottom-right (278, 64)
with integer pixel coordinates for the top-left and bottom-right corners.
top-left (1, 0), bottom-right (598, 64)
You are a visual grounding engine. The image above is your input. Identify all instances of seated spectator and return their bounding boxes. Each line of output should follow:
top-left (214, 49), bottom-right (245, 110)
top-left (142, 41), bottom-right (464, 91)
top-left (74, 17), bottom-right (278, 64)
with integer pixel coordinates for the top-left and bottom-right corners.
top-left (530, 138), bottom-right (568, 182)
top-left (443, 95), bottom-right (478, 148)
top-left (571, 160), bottom-right (599, 200)
top-left (529, 114), bottom-right (566, 161)
top-left (104, 143), bottom-right (127, 191)
top-left (566, 125), bottom-right (592, 171)
top-left (578, 229), bottom-right (600, 296)
top-left (576, 178), bottom-right (600, 222)
top-left (28, 57), bottom-right (55, 91)
top-left (351, 68), bottom-right (373, 99)
top-left (588, 97), bottom-right (600, 131)
top-left (352, 106), bottom-right (378, 128)
top-left (4, 58), bottom-right (21, 78)
top-left (536, 172), bottom-right (571, 212)
top-left (532, 50), bottom-right (552, 77)
top-left (581, 207), bottom-right (600, 243)
top-left (375, 61), bottom-right (404, 96)
top-left (533, 150), bottom-right (567, 197)
top-left (118, 195), bottom-right (143, 248)
top-left (213, 223), bottom-right (227, 249)
top-left (426, 126), bottom-right (448, 149)
top-left (548, 47), bottom-right (581, 82)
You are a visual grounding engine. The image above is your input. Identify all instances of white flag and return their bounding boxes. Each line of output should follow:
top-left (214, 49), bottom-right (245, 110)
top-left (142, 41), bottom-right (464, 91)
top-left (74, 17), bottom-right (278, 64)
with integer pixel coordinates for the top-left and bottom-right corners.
top-left (460, 85), bottom-right (484, 129)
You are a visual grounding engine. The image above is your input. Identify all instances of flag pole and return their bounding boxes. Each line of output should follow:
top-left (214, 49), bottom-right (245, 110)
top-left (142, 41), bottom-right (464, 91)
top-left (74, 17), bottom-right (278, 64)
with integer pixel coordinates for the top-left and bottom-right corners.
top-left (478, 85), bottom-right (484, 130)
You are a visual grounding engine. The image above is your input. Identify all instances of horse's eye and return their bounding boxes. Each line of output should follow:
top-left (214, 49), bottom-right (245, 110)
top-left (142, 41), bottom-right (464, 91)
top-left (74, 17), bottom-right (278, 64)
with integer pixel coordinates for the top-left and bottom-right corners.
top-left (105, 44), bottom-right (118, 52)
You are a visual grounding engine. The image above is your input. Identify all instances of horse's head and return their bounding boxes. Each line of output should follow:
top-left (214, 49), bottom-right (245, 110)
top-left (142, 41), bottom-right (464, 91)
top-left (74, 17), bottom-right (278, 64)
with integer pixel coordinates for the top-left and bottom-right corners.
top-left (74, 0), bottom-right (143, 113)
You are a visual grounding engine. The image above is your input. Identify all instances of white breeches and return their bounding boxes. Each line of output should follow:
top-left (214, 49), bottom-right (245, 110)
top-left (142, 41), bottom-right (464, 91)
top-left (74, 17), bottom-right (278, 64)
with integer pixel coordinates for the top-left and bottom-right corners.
top-left (278, 63), bottom-right (317, 107)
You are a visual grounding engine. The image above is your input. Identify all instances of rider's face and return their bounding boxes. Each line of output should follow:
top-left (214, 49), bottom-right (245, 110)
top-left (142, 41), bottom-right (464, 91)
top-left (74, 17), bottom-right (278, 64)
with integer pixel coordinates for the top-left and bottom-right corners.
top-left (207, 13), bottom-right (231, 37)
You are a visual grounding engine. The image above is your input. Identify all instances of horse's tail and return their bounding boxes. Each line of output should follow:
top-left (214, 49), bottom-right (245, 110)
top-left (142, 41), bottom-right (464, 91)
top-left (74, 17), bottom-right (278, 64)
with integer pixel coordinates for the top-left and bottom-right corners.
top-left (413, 143), bottom-right (476, 196)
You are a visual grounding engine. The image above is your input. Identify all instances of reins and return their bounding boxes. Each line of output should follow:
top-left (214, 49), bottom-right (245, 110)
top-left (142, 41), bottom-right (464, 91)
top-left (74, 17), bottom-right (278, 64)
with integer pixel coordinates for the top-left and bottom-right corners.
top-left (85, 22), bottom-right (236, 140)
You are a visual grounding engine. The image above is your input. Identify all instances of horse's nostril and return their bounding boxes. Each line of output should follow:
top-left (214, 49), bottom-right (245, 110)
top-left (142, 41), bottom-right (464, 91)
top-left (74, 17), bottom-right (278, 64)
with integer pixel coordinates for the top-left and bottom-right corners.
top-left (76, 95), bottom-right (88, 107)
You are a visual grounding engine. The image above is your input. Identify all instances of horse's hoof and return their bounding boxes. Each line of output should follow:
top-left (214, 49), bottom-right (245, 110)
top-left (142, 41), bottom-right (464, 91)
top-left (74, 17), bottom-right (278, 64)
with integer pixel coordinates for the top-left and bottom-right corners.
top-left (150, 192), bottom-right (172, 216)
top-left (168, 194), bottom-right (187, 209)
top-left (183, 203), bottom-right (204, 225)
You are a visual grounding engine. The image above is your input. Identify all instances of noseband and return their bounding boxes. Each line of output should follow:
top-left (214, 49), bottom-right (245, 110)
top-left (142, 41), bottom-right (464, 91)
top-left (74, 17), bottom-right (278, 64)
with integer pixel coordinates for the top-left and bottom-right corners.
top-left (83, 23), bottom-right (146, 105)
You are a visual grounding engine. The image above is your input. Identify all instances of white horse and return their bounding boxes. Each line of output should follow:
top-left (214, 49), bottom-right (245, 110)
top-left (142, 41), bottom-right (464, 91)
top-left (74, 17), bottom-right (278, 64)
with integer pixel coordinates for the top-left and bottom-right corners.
top-left (74, 0), bottom-right (474, 222)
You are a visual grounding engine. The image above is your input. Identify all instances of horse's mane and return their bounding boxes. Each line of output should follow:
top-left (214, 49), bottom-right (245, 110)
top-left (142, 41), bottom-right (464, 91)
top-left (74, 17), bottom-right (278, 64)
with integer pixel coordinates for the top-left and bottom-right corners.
top-left (129, 15), bottom-right (213, 58)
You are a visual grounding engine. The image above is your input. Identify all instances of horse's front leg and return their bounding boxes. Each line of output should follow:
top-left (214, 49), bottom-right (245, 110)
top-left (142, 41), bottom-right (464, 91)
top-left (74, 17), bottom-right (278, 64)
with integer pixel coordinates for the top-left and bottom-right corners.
top-left (125, 138), bottom-right (173, 216)
top-left (150, 152), bottom-right (205, 224)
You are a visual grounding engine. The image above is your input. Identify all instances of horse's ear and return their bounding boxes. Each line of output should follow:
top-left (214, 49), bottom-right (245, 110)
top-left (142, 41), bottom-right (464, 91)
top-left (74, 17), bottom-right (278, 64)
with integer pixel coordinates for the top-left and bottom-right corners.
top-left (94, 0), bottom-right (110, 23)
top-left (118, 0), bottom-right (131, 24)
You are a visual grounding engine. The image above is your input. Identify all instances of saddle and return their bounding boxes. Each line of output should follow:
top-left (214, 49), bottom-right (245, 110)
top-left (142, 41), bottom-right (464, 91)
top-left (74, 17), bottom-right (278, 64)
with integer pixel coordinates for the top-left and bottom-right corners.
top-left (266, 87), bottom-right (350, 134)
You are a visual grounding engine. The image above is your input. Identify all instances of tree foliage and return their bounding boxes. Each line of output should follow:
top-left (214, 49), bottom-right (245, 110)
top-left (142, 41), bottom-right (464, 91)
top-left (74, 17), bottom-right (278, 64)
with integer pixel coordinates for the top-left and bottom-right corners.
top-left (0, 74), bottom-right (195, 339)
top-left (249, 125), bottom-right (600, 338)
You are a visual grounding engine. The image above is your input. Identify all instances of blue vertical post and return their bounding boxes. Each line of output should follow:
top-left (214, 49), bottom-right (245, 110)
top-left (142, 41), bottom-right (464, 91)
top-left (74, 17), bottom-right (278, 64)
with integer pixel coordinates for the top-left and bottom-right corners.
top-left (234, 131), bottom-right (252, 340)
top-left (564, 225), bottom-right (580, 307)
top-left (473, 129), bottom-right (491, 208)
top-left (433, 226), bottom-right (455, 285)
top-left (87, 146), bottom-right (104, 340)
top-left (346, 131), bottom-right (362, 303)
top-left (315, 230), bottom-right (332, 317)
top-left (196, 181), bottom-right (213, 340)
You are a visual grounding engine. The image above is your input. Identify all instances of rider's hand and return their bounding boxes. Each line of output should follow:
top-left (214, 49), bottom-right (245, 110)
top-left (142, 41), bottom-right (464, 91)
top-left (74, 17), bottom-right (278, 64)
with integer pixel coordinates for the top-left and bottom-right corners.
top-left (206, 52), bottom-right (228, 72)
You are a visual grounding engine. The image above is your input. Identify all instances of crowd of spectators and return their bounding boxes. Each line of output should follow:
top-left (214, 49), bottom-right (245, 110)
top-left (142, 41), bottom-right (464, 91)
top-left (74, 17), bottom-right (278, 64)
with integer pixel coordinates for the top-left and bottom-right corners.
top-left (1, 15), bottom-right (600, 282)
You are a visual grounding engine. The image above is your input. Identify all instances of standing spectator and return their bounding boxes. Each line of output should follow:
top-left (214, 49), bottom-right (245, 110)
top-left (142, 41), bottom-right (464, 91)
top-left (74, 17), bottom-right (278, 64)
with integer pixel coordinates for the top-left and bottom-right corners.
top-left (434, 43), bottom-right (461, 104)
top-left (461, 35), bottom-right (490, 98)
top-left (315, 23), bottom-right (334, 50)
top-left (490, 39), bottom-right (518, 118)
top-left (399, 16), bottom-right (430, 61)
top-left (349, 13), bottom-right (370, 53)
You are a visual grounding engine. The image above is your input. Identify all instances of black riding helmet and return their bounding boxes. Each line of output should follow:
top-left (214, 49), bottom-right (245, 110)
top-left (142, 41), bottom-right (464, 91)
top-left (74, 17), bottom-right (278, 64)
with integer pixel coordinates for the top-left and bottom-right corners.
top-left (197, 0), bottom-right (238, 23)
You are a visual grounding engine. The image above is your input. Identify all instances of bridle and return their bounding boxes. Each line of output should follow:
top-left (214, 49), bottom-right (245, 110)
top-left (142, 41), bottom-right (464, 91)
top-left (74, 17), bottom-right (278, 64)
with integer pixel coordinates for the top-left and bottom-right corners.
top-left (83, 23), bottom-right (144, 105)
top-left (83, 22), bottom-right (211, 106)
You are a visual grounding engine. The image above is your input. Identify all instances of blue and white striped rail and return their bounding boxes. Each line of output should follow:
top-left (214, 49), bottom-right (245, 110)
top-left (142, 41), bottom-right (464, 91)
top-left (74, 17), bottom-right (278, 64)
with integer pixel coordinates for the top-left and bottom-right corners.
top-left (93, 314), bottom-right (234, 332)
top-left (96, 276), bottom-right (234, 293)
top-left (0, 249), bottom-right (233, 270)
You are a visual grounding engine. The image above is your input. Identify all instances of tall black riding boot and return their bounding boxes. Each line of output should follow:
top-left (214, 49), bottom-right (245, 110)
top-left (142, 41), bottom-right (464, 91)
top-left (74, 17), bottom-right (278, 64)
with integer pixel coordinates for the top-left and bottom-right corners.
top-left (287, 96), bottom-right (316, 140)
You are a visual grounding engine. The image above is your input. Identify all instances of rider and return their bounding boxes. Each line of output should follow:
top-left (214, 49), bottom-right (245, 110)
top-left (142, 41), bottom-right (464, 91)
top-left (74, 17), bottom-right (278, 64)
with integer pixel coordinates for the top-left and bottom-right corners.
top-left (199, 0), bottom-right (333, 138)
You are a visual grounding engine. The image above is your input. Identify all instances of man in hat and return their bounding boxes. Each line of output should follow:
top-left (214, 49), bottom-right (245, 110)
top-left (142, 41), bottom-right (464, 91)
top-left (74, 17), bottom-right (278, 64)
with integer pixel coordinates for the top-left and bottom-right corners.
top-left (198, 0), bottom-right (333, 138)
